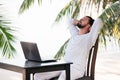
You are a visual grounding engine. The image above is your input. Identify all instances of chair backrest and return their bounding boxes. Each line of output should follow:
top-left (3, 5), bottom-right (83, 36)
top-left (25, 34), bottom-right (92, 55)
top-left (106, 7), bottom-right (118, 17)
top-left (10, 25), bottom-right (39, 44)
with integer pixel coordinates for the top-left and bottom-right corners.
top-left (86, 37), bottom-right (99, 80)
top-left (50, 37), bottom-right (99, 80)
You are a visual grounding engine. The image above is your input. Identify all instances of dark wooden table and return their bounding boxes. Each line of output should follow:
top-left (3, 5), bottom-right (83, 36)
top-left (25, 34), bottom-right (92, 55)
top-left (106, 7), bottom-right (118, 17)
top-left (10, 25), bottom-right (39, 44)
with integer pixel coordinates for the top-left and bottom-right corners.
top-left (0, 59), bottom-right (72, 80)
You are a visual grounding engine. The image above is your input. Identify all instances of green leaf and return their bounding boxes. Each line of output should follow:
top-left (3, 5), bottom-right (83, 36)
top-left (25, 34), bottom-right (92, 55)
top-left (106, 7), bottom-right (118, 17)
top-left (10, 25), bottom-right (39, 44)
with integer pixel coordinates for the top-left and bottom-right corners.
top-left (99, 1), bottom-right (120, 41)
top-left (19, 0), bottom-right (43, 14)
top-left (54, 0), bottom-right (79, 22)
top-left (54, 1), bottom-right (120, 59)
top-left (38, 0), bottom-right (42, 5)
top-left (19, 0), bottom-right (35, 13)
top-left (54, 39), bottom-right (69, 60)
top-left (0, 15), bottom-right (16, 58)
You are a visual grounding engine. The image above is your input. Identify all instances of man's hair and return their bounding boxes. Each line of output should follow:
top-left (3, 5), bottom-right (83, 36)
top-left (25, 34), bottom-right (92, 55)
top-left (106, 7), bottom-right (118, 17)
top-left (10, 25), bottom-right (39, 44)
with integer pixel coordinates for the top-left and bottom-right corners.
top-left (86, 16), bottom-right (94, 26)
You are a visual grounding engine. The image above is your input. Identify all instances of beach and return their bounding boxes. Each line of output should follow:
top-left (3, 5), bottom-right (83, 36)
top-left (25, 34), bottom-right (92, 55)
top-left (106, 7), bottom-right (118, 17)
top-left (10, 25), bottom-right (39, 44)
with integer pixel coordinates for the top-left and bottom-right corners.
top-left (0, 51), bottom-right (120, 80)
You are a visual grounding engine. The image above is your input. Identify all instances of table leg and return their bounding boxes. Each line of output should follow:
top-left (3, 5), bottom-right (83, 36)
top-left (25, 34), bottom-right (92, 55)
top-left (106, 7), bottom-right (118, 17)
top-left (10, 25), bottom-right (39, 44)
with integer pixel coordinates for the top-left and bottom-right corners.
top-left (23, 69), bottom-right (30, 80)
top-left (65, 64), bottom-right (70, 80)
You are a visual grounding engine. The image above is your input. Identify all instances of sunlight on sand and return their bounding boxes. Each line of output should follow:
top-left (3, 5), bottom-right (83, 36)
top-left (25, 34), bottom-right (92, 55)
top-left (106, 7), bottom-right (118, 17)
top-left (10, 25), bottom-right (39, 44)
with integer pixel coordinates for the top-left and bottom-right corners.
top-left (95, 52), bottom-right (120, 80)
top-left (0, 51), bottom-right (120, 80)
top-left (0, 69), bottom-right (22, 80)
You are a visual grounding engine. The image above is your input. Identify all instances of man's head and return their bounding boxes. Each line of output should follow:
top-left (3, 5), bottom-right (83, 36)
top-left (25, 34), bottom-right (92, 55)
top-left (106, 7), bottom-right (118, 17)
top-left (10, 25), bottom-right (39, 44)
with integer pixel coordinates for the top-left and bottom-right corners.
top-left (77, 16), bottom-right (94, 32)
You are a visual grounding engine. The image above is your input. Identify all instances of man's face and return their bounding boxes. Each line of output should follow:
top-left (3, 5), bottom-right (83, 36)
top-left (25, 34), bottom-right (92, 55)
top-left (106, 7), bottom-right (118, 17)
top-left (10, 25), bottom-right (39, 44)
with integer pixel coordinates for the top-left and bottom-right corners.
top-left (77, 16), bottom-right (90, 28)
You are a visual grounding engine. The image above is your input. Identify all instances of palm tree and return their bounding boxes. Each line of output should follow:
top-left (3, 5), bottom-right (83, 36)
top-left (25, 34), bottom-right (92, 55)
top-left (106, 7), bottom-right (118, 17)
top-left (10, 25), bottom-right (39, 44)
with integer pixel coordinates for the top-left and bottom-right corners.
top-left (0, 4), bottom-right (16, 58)
top-left (19, 0), bottom-right (120, 59)
top-left (55, 1), bottom-right (120, 59)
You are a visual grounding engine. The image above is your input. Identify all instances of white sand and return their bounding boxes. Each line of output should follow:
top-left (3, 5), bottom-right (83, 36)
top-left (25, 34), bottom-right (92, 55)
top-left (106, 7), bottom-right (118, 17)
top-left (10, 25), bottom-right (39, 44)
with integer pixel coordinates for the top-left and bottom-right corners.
top-left (0, 52), bottom-right (120, 80)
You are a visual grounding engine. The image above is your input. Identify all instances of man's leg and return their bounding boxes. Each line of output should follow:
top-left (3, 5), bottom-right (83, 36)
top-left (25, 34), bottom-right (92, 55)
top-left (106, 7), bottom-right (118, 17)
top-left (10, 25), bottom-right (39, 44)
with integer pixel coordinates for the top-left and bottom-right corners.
top-left (58, 67), bottom-right (84, 80)
top-left (34, 71), bottom-right (61, 80)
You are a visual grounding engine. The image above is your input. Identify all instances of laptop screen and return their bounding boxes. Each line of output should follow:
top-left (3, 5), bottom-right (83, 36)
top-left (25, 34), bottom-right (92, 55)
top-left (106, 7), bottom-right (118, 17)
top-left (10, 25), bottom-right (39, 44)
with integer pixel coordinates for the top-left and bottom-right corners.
top-left (20, 41), bottom-right (42, 61)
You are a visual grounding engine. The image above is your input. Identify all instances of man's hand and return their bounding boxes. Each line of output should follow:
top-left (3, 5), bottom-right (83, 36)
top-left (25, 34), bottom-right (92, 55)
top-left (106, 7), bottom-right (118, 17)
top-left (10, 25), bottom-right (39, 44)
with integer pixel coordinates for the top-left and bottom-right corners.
top-left (73, 20), bottom-right (79, 26)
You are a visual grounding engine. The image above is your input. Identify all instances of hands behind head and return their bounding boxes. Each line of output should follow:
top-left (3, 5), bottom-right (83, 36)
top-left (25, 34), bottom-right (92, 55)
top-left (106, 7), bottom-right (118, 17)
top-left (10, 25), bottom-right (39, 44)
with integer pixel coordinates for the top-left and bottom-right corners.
top-left (73, 20), bottom-right (79, 26)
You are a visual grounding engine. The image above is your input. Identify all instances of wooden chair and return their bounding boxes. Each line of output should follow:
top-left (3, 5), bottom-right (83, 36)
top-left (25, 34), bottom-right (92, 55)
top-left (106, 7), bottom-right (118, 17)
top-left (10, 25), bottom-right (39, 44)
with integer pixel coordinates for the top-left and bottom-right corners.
top-left (50, 37), bottom-right (99, 80)
top-left (76, 37), bottom-right (99, 80)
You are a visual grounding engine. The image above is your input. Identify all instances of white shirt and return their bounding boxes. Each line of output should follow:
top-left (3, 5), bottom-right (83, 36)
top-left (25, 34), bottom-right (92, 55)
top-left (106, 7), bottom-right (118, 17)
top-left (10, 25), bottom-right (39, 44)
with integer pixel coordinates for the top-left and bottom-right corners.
top-left (34, 18), bottom-right (103, 80)
top-left (63, 18), bottom-right (103, 78)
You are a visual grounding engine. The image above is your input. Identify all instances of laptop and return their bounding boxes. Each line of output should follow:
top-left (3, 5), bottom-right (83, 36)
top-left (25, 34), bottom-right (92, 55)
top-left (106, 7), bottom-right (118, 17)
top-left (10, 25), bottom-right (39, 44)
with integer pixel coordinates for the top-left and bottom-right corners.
top-left (20, 41), bottom-right (56, 62)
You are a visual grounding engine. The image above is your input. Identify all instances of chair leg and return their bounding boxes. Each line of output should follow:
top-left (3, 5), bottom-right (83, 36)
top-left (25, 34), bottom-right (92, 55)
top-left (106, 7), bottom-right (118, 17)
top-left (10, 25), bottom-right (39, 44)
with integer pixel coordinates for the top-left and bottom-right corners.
top-left (32, 73), bottom-right (35, 80)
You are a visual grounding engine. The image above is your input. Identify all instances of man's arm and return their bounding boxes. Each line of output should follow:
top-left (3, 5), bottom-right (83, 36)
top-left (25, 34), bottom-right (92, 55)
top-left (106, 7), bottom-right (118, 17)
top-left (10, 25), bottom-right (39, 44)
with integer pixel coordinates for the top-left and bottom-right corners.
top-left (89, 18), bottom-right (103, 45)
top-left (67, 18), bottom-right (79, 36)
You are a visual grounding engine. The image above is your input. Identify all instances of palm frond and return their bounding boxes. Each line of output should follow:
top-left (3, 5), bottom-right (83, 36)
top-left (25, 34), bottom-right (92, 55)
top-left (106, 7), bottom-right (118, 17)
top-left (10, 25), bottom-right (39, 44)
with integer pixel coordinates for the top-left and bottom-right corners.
top-left (38, 0), bottom-right (42, 5)
top-left (55, 0), bottom-right (98, 22)
top-left (55, 0), bottom-right (120, 23)
top-left (19, 0), bottom-right (43, 14)
top-left (19, 0), bottom-right (35, 13)
top-left (71, 0), bottom-right (81, 18)
top-left (54, 39), bottom-right (69, 60)
top-left (99, 1), bottom-right (120, 43)
top-left (54, 0), bottom-right (79, 22)
top-left (0, 16), bottom-right (16, 58)
top-left (54, 1), bottom-right (120, 59)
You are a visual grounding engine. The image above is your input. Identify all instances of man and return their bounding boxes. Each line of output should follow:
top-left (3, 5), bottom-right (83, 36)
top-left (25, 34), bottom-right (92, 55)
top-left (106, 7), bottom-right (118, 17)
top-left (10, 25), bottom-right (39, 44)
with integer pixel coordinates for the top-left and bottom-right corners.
top-left (34, 16), bottom-right (103, 80)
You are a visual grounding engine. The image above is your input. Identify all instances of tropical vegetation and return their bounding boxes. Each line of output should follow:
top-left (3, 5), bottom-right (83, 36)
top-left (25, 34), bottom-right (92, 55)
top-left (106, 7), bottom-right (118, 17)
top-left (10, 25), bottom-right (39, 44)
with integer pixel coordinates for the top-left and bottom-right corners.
top-left (1, 0), bottom-right (119, 58)
top-left (19, 0), bottom-right (120, 59)
top-left (0, 4), bottom-right (16, 58)
top-left (55, 1), bottom-right (120, 59)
